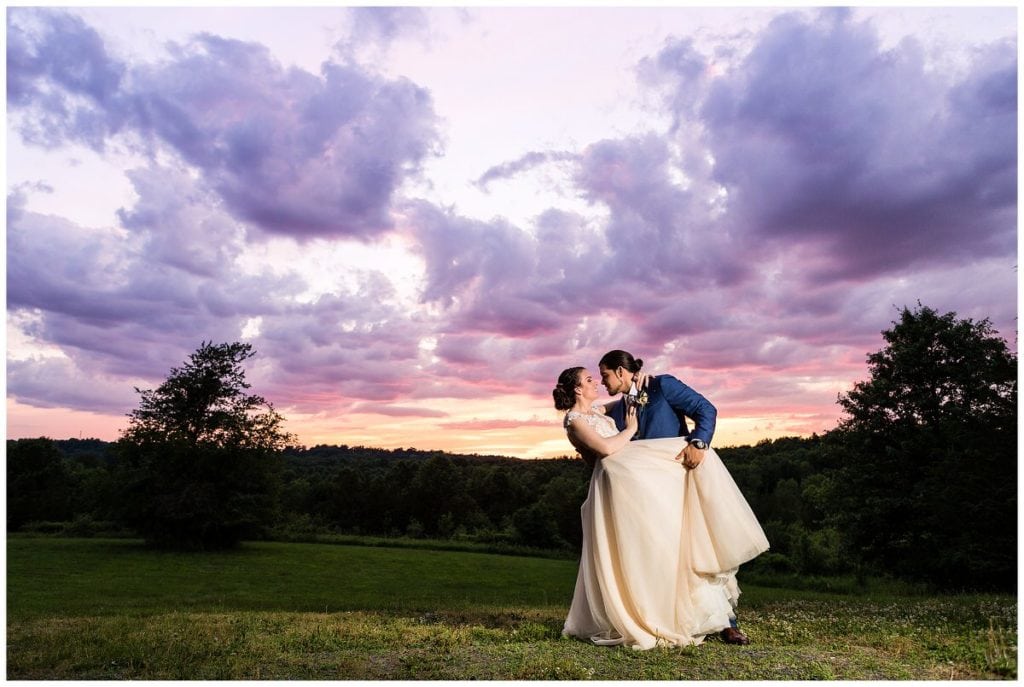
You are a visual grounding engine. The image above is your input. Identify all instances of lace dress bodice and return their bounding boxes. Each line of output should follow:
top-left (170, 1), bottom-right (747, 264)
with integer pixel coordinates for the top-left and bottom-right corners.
top-left (564, 408), bottom-right (618, 438)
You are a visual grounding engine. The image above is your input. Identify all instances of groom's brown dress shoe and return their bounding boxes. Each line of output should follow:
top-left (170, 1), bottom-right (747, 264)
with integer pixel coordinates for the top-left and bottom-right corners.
top-left (720, 627), bottom-right (750, 645)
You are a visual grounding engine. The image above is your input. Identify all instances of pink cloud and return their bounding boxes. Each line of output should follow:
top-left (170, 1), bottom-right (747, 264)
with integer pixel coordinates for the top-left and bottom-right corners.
top-left (350, 403), bottom-right (448, 418)
top-left (439, 418), bottom-right (554, 431)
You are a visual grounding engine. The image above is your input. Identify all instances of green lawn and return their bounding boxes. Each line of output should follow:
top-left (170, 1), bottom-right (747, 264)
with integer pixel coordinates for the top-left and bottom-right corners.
top-left (6, 537), bottom-right (1017, 679)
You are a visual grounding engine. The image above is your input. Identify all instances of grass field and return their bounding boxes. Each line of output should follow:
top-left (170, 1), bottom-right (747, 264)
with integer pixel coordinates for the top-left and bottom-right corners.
top-left (7, 536), bottom-right (1017, 679)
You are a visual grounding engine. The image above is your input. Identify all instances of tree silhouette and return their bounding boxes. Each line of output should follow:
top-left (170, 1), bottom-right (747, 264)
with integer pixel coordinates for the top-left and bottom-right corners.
top-left (114, 342), bottom-right (293, 550)
top-left (832, 305), bottom-right (1017, 588)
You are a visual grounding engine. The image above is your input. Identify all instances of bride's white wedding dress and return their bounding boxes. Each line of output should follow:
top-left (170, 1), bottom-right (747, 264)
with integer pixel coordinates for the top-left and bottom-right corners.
top-left (562, 409), bottom-right (769, 650)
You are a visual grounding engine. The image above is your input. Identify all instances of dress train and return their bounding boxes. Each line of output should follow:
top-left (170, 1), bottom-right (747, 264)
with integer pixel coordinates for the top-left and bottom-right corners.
top-left (563, 437), bottom-right (769, 650)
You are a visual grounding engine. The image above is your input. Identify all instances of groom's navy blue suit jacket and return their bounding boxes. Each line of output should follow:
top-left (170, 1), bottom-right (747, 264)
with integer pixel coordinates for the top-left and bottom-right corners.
top-left (608, 374), bottom-right (717, 445)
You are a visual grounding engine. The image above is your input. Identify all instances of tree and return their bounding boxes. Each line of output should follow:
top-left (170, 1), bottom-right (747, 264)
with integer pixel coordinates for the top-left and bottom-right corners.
top-left (831, 305), bottom-right (1017, 589)
top-left (7, 438), bottom-right (74, 530)
top-left (114, 342), bottom-right (293, 550)
top-left (839, 304), bottom-right (1016, 432)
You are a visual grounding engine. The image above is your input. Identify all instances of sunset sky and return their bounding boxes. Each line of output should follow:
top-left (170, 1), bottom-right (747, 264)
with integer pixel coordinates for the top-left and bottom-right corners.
top-left (5, 5), bottom-right (1018, 459)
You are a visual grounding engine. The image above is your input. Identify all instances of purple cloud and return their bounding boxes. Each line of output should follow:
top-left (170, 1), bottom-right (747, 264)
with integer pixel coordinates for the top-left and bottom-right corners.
top-left (134, 35), bottom-right (439, 239)
top-left (6, 357), bottom-right (139, 414)
top-left (475, 150), bottom-right (578, 191)
top-left (404, 199), bottom-right (644, 374)
top-left (117, 166), bottom-right (245, 277)
top-left (6, 175), bottom-right (299, 386)
top-left (687, 9), bottom-right (1016, 280)
top-left (6, 10), bottom-right (126, 150)
top-left (575, 134), bottom-right (750, 292)
top-left (342, 7), bottom-right (429, 50)
top-left (8, 7), bottom-right (441, 239)
top-left (7, 190), bottom-right (437, 413)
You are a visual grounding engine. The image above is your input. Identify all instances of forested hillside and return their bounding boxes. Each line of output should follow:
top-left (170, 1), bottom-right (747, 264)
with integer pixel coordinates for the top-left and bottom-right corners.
top-left (5, 426), bottom-right (1010, 592)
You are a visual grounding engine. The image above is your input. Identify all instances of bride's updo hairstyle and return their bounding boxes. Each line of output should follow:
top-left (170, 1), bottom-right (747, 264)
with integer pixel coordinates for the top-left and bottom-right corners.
top-left (553, 366), bottom-right (585, 411)
top-left (598, 349), bottom-right (643, 374)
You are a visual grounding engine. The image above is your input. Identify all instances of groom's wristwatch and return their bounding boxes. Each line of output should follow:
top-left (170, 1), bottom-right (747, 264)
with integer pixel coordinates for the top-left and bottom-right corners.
top-left (689, 439), bottom-right (708, 450)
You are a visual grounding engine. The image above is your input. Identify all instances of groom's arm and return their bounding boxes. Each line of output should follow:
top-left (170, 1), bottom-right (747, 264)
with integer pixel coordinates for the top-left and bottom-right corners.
top-left (659, 375), bottom-right (717, 445)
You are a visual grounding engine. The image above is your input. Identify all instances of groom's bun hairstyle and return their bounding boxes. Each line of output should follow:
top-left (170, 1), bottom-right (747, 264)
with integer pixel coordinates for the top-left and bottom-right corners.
top-left (599, 350), bottom-right (643, 374)
top-left (553, 366), bottom-right (585, 411)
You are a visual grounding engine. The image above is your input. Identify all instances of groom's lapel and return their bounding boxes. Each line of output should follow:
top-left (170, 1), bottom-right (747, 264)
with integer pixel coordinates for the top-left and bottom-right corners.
top-left (637, 376), bottom-right (661, 439)
top-left (611, 397), bottom-right (625, 430)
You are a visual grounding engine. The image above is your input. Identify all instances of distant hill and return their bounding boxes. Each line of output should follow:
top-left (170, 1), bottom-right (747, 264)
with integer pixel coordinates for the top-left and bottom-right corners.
top-left (286, 443), bottom-right (538, 467)
top-left (44, 437), bottom-right (554, 467)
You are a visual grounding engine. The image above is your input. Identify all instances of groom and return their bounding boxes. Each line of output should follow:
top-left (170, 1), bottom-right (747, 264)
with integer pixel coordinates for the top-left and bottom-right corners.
top-left (598, 349), bottom-right (716, 469)
top-left (597, 348), bottom-right (751, 646)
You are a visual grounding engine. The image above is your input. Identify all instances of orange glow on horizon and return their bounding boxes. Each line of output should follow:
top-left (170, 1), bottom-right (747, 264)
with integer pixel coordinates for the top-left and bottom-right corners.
top-left (7, 393), bottom-right (844, 459)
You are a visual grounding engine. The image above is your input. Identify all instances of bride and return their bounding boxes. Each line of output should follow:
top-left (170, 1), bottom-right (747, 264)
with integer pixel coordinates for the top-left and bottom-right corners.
top-left (553, 366), bottom-right (769, 650)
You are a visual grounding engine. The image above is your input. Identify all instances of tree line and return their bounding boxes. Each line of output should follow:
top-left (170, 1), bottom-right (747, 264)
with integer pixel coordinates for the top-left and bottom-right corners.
top-left (6, 305), bottom-right (1017, 591)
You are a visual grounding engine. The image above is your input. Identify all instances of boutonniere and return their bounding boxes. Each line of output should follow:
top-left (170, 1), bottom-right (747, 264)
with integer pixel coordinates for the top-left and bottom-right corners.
top-left (626, 382), bottom-right (649, 409)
